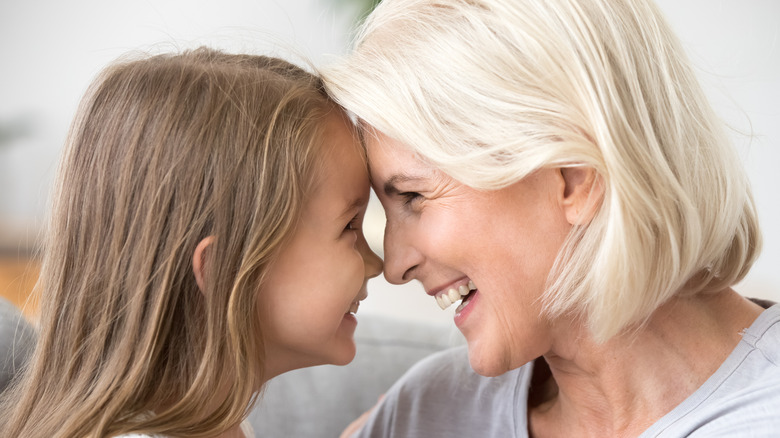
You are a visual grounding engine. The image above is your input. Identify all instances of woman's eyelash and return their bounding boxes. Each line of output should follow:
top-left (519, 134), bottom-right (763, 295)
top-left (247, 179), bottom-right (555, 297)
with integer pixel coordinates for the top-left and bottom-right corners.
top-left (399, 192), bottom-right (422, 205)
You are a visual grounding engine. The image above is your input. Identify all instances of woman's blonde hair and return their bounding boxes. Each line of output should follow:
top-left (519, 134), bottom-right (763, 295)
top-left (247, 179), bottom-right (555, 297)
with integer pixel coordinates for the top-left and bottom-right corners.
top-left (1, 47), bottom-right (333, 436)
top-left (322, 0), bottom-right (762, 341)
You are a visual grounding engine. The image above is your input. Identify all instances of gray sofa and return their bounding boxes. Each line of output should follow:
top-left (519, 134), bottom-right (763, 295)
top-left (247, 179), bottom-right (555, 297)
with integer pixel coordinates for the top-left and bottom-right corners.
top-left (0, 298), bottom-right (36, 392)
top-left (250, 314), bottom-right (463, 437)
top-left (0, 298), bottom-right (462, 437)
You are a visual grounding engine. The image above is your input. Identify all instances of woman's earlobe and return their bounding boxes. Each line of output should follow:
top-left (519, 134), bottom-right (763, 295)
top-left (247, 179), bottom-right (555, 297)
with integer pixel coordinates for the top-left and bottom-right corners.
top-left (560, 167), bottom-right (602, 225)
top-left (193, 236), bottom-right (215, 293)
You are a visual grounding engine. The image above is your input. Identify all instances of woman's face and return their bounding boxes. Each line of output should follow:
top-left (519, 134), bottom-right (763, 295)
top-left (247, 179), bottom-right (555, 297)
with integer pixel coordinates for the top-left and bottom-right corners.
top-left (259, 113), bottom-right (383, 378)
top-left (366, 131), bottom-right (573, 376)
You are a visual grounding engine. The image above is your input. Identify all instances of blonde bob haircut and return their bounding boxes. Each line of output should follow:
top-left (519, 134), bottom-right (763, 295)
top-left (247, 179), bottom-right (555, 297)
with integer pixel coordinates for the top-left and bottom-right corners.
top-left (0, 48), bottom-right (333, 437)
top-left (323, 0), bottom-right (762, 341)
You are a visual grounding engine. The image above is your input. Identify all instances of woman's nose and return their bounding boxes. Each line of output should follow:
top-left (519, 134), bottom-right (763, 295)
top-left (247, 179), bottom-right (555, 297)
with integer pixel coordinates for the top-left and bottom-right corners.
top-left (381, 219), bottom-right (422, 285)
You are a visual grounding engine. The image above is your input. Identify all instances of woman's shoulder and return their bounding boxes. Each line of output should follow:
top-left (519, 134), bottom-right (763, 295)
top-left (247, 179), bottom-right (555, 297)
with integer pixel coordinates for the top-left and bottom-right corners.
top-left (388, 345), bottom-right (535, 415)
top-left (703, 302), bottom-right (780, 400)
top-left (640, 303), bottom-right (780, 437)
top-left (398, 345), bottom-right (473, 383)
top-left (748, 302), bottom-right (780, 351)
top-left (396, 345), bottom-right (531, 388)
top-left (354, 346), bottom-right (534, 438)
top-left (739, 302), bottom-right (780, 374)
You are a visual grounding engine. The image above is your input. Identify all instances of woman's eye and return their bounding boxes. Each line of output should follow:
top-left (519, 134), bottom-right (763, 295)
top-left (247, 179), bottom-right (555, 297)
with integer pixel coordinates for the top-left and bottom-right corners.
top-left (399, 191), bottom-right (422, 206)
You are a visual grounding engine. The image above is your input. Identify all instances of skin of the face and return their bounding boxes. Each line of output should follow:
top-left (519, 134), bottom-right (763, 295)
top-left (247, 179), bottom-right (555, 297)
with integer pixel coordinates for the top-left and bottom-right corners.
top-left (259, 112), bottom-right (383, 378)
top-left (366, 130), bottom-right (577, 377)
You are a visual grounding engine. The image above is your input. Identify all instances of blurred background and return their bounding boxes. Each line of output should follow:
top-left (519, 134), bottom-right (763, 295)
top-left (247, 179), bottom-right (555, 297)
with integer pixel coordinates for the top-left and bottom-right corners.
top-left (1, 0), bottom-right (778, 325)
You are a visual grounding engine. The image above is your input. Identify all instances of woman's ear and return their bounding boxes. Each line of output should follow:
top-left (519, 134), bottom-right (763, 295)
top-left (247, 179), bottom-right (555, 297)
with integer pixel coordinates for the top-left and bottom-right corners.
top-left (193, 236), bottom-right (215, 293)
top-left (559, 167), bottom-right (602, 225)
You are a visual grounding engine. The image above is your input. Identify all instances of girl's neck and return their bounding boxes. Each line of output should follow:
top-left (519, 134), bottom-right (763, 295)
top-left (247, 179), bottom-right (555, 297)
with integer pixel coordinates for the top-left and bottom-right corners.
top-left (530, 289), bottom-right (763, 437)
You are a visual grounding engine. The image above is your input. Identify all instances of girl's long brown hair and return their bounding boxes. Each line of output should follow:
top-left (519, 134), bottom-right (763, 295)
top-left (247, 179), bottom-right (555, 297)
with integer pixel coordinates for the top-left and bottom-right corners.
top-left (0, 47), bottom-right (332, 437)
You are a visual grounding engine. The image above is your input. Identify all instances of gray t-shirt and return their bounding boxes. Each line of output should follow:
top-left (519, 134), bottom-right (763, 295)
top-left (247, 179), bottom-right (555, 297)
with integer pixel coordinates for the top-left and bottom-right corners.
top-left (354, 304), bottom-right (780, 437)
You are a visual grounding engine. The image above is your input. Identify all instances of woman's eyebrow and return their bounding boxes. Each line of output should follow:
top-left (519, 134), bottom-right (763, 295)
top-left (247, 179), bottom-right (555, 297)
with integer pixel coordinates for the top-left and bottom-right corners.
top-left (383, 174), bottom-right (425, 196)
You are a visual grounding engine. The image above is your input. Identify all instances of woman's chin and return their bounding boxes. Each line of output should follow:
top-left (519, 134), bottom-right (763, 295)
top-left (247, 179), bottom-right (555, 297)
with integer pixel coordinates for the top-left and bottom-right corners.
top-left (466, 342), bottom-right (510, 377)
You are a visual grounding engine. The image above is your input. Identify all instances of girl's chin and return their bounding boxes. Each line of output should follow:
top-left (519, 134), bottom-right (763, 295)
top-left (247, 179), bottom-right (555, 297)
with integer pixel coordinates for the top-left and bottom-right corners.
top-left (327, 342), bottom-right (357, 366)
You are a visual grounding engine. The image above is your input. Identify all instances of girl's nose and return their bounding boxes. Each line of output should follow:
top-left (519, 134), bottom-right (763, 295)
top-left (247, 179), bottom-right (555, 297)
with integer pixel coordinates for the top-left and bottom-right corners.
top-left (358, 234), bottom-right (383, 280)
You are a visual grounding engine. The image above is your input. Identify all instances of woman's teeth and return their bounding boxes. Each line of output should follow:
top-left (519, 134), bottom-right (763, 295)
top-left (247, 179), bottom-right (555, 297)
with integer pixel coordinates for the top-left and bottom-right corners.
top-left (348, 301), bottom-right (360, 314)
top-left (435, 281), bottom-right (476, 310)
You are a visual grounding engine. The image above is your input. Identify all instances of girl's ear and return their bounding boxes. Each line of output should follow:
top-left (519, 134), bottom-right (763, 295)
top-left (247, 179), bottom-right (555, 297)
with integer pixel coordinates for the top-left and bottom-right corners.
top-left (193, 236), bottom-right (215, 293)
top-left (559, 167), bottom-right (603, 225)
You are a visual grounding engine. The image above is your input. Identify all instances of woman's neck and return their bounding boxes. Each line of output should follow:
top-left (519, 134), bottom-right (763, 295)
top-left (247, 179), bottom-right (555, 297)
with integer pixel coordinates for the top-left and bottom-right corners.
top-left (529, 289), bottom-right (763, 437)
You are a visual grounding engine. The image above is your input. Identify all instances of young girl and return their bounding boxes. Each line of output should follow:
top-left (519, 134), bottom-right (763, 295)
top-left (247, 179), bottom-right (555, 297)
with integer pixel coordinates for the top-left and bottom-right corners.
top-left (0, 47), bottom-right (382, 437)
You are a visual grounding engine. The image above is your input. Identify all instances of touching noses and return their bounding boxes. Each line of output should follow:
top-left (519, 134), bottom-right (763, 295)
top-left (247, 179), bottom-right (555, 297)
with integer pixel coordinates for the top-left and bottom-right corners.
top-left (358, 234), bottom-right (383, 281)
top-left (381, 218), bottom-right (422, 285)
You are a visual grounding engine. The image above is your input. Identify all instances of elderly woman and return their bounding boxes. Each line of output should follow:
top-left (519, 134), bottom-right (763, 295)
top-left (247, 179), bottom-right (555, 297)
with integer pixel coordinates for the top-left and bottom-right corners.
top-left (323, 0), bottom-right (780, 436)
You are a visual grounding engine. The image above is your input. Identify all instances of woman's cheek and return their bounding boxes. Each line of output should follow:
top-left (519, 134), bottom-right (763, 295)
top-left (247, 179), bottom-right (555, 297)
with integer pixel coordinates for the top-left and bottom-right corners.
top-left (421, 210), bottom-right (466, 253)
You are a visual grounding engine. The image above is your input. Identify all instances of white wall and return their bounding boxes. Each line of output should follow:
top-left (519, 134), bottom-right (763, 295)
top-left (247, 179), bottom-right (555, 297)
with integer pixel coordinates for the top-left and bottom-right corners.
top-left (0, 0), bottom-right (354, 226)
top-left (652, 0), bottom-right (780, 304)
top-left (0, 1), bottom-right (777, 328)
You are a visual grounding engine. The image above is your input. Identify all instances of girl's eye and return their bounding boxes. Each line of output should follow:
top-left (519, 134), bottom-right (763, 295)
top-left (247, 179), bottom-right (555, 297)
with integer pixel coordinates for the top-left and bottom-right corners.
top-left (345, 214), bottom-right (360, 232)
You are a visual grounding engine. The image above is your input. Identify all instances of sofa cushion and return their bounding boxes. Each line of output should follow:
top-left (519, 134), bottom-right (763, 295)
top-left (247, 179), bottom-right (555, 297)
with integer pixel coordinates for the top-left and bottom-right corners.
top-left (0, 297), bottom-right (37, 393)
top-left (249, 313), bottom-right (463, 437)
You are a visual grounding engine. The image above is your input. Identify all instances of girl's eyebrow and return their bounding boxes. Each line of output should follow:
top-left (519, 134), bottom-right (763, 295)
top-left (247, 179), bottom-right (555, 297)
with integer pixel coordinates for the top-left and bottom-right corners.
top-left (337, 196), bottom-right (369, 221)
top-left (383, 174), bottom-right (425, 196)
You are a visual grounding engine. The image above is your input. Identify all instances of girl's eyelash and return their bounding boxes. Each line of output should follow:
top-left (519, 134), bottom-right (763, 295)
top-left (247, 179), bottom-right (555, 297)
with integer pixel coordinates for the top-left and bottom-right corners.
top-left (345, 214), bottom-right (360, 231)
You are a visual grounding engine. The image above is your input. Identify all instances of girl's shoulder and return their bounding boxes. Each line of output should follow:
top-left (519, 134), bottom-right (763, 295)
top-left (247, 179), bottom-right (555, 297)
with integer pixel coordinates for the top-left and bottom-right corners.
top-left (112, 420), bottom-right (254, 438)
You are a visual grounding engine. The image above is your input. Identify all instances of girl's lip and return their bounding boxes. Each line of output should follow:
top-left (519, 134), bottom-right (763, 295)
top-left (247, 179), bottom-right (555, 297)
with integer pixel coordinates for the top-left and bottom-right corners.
top-left (342, 312), bottom-right (358, 327)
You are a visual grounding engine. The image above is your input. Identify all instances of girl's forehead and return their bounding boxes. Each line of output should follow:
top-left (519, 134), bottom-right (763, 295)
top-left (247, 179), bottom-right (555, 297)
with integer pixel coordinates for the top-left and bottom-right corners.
top-left (304, 114), bottom-right (371, 214)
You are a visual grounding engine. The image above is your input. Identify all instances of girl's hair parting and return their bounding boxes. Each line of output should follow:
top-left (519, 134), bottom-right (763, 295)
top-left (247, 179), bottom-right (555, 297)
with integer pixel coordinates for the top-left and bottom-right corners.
top-left (0, 47), bottom-right (334, 437)
top-left (322, 0), bottom-right (761, 341)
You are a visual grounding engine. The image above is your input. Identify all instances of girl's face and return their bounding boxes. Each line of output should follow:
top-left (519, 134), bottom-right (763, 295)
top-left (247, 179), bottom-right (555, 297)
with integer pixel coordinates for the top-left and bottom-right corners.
top-left (366, 130), bottom-right (573, 377)
top-left (260, 112), bottom-right (382, 377)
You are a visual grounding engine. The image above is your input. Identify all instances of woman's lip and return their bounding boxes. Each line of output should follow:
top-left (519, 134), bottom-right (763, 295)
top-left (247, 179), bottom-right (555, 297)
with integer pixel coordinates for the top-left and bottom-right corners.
top-left (426, 277), bottom-right (472, 296)
top-left (454, 289), bottom-right (479, 327)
